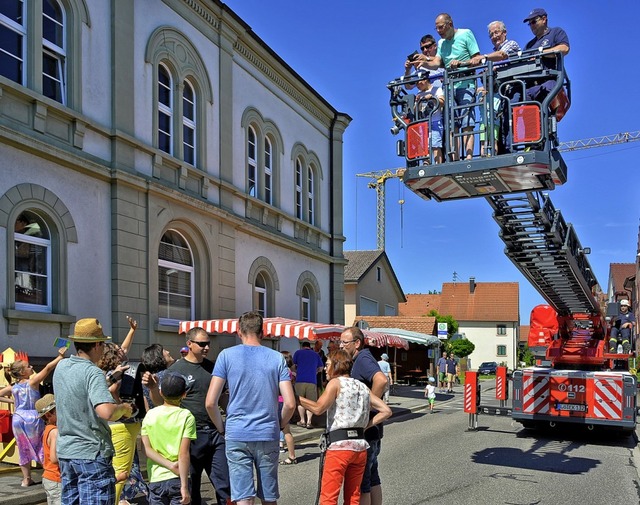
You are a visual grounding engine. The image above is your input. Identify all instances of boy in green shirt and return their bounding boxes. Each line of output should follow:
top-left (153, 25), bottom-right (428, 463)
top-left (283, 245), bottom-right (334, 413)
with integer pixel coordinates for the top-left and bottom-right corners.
top-left (141, 373), bottom-right (196, 505)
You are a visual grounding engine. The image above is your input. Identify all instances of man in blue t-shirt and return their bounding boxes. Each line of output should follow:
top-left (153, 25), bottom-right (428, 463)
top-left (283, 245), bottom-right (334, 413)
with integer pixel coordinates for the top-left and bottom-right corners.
top-left (293, 341), bottom-right (324, 428)
top-left (341, 327), bottom-right (388, 505)
top-left (522, 8), bottom-right (570, 102)
top-left (206, 311), bottom-right (295, 505)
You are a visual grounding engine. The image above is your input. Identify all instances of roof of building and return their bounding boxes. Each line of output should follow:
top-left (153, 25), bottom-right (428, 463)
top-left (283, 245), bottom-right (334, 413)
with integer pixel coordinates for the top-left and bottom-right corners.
top-left (520, 325), bottom-right (530, 343)
top-left (438, 281), bottom-right (519, 322)
top-left (398, 293), bottom-right (441, 317)
top-left (350, 315), bottom-right (437, 335)
top-left (344, 250), bottom-right (384, 282)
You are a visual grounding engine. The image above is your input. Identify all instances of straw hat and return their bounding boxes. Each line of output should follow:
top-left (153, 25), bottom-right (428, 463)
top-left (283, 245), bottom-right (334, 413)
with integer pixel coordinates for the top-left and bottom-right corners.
top-left (69, 318), bottom-right (111, 342)
top-left (35, 394), bottom-right (56, 417)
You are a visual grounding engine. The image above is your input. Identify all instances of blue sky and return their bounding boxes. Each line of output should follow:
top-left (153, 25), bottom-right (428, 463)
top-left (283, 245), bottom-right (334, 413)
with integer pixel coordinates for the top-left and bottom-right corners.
top-left (224, 1), bottom-right (640, 321)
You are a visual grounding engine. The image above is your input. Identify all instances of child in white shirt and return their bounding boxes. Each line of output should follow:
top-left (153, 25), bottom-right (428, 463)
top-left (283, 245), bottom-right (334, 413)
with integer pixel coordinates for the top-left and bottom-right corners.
top-left (424, 377), bottom-right (437, 413)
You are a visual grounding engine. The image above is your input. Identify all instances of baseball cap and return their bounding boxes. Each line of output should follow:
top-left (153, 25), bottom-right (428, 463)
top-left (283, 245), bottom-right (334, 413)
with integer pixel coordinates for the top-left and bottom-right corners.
top-left (381, 353), bottom-right (389, 360)
top-left (620, 299), bottom-right (630, 306)
top-left (523, 8), bottom-right (547, 22)
top-left (180, 346), bottom-right (189, 354)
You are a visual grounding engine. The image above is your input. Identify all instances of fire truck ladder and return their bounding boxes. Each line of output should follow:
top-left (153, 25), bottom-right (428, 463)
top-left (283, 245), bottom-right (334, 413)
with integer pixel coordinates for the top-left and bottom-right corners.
top-left (486, 191), bottom-right (600, 317)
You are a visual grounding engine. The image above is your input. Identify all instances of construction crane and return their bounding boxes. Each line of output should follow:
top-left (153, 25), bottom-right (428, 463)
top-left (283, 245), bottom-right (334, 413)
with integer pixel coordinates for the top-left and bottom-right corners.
top-left (358, 130), bottom-right (640, 251)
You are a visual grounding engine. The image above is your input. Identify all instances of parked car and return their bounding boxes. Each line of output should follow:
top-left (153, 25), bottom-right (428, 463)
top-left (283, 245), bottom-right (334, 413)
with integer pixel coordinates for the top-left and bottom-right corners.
top-left (478, 361), bottom-right (498, 375)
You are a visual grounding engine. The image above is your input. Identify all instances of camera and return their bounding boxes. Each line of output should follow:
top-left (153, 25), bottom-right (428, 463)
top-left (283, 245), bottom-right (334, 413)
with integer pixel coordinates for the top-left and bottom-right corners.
top-left (407, 50), bottom-right (419, 61)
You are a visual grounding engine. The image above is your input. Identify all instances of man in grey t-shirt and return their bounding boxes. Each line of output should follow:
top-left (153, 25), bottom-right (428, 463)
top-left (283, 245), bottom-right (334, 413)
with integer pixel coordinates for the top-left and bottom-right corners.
top-left (53, 318), bottom-right (132, 505)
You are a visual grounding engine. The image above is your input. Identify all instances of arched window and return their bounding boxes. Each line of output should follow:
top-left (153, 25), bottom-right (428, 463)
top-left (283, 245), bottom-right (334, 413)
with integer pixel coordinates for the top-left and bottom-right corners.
top-left (158, 230), bottom-right (194, 325)
top-left (147, 28), bottom-right (211, 169)
top-left (14, 210), bottom-right (51, 312)
top-left (247, 125), bottom-right (257, 197)
top-left (157, 64), bottom-right (173, 155)
top-left (182, 80), bottom-right (196, 165)
top-left (295, 158), bottom-right (303, 219)
top-left (254, 272), bottom-right (268, 317)
top-left (301, 285), bottom-right (311, 322)
top-left (307, 166), bottom-right (315, 225)
top-left (42, 0), bottom-right (66, 104)
top-left (264, 137), bottom-right (272, 205)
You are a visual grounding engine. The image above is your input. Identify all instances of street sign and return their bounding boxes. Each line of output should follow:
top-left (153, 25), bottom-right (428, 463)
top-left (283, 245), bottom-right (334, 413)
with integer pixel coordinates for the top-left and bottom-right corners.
top-left (437, 322), bottom-right (448, 340)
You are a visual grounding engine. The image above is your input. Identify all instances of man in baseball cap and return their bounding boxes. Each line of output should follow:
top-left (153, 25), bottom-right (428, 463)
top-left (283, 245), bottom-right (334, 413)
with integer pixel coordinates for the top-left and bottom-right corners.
top-left (609, 300), bottom-right (636, 353)
top-left (53, 318), bottom-right (133, 503)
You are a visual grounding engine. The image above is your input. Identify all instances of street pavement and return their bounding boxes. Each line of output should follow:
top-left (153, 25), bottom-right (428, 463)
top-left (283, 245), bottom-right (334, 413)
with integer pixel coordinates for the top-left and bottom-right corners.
top-left (0, 384), bottom-right (458, 505)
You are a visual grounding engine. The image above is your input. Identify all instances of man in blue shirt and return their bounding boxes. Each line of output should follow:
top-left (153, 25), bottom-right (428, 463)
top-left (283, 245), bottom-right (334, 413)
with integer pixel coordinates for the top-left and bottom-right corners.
top-left (293, 341), bottom-right (324, 428)
top-left (523, 8), bottom-right (570, 102)
top-left (206, 311), bottom-right (295, 505)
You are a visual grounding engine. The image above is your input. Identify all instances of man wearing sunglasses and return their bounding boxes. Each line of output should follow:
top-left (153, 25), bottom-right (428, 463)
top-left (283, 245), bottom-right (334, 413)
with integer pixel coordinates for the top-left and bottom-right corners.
top-left (149, 327), bottom-right (232, 505)
top-left (522, 8), bottom-right (570, 102)
top-left (403, 34), bottom-right (443, 90)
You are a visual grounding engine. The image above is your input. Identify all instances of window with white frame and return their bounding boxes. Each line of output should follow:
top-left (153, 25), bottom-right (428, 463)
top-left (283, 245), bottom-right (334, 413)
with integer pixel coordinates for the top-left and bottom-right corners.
top-left (254, 272), bottom-right (268, 317)
top-left (264, 137), bottom-right (272, 205)
top-left (158, 230), bottom-right (194, 325)
top-left (156, 65), bottom-right (200, 166)
top-left (497, 324), bottom-right (507, 335)
top-left (14, 210), bottom-right (51, 312)
top-left (247, 126), bottom-right (257, 198)
top-left (294, 156), bottom-right (318, 225)
top-left (497, 345), bottom-right (507, 356)
top-left (295, 158), bottom-right (303, 219)
top-left (301, 285), bottom-right (311, 322)
top-left (42, 0), bottom-right (65, 104)
top-left (182, 80), bottom-right (196, 165)
top-left (0, 0), bottom-right (70, 104)
top-left (157, 64), bottom-right (173, 155)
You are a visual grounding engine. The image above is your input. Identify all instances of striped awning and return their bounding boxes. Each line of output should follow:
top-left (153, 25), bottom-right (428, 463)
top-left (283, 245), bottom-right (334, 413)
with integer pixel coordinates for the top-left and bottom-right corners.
top-left (362, 330), bottom-right (410, 350)
top-left (178, 317), bottom-right (345, 341)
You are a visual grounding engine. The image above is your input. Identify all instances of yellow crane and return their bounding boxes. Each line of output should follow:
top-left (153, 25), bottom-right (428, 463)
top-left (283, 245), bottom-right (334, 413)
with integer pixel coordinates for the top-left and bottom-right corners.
top-left (357, 130), bottom-right (640, 251)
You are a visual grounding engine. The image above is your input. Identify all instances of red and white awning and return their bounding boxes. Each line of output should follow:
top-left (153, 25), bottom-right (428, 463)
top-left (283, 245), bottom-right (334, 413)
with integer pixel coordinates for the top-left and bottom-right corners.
top-left (178, 317), bottom-right (345, 341)
top-left (362, 330), bottom-right (410, 350)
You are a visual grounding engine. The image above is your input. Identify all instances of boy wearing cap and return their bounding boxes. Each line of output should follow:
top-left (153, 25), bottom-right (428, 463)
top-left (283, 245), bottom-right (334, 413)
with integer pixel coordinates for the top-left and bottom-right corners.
top-left (53, 318), bottom-right (133, 505)
top-left (377, 353), bottom-right (393, 404)
top-left (36, 394), bottom-right (61, 505)
top-left (424, 377), bottom-right (437, 413)
top-left (141, 373), bottom-right (196, 505)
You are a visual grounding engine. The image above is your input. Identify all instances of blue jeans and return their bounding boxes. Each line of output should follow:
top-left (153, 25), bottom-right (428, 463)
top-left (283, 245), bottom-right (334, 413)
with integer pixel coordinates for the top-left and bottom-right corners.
top-left (59, 457), bottom-right (115, 505)
top-left (226, 439), bottom-right (279, 502)
top-left (148, 477), bottom-right (187, 505)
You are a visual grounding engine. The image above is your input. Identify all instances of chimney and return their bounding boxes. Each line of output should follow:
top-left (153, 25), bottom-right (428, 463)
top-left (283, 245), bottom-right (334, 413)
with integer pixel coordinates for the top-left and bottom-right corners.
top-left (469, 277), bottom-right (476, 294)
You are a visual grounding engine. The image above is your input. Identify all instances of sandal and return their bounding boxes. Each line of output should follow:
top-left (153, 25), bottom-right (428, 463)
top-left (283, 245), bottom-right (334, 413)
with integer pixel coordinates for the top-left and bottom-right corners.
top-left (280, 457), bottom-right (297, 465)
top-left (296, 421), bottom-right (306, 428)
top-left (305, 423), bottom-right (312, 429)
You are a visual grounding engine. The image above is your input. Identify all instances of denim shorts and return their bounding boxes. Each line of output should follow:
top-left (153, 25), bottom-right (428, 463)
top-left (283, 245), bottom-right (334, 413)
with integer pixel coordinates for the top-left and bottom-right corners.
top-left (148, 477), bottom-right (186, 505)
top-left (454, 86), bottom-right (476, 128)
top-left (430, 119), bottom-right (443, 148)
top-left (226, 439), bottom-right (279, 502)
top-left (360, 438), bottom-right (381, 493)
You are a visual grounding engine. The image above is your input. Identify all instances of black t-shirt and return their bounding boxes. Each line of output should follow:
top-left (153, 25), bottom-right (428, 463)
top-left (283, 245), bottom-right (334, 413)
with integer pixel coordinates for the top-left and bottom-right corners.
top-left (169, 357), bottom-right (215, 429)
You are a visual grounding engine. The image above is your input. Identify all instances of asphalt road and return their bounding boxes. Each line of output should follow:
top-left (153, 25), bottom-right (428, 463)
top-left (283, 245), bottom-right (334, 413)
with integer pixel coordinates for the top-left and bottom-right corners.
top-left (32, 388), bottom-right (640, 504)
top-left (278, 392), bottom-right (640, 504)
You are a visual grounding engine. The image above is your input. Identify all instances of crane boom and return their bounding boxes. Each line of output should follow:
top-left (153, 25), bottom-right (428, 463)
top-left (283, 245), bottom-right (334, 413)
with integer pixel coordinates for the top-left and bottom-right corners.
top-left (559, 130), bottom-right (640, 151)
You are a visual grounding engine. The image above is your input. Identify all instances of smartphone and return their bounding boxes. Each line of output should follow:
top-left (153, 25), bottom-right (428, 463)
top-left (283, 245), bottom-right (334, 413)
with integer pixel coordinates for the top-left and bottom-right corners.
top-left (53, 337), bottom-right (71, 349)
top-left (407, 50), bottom-right (419, 61)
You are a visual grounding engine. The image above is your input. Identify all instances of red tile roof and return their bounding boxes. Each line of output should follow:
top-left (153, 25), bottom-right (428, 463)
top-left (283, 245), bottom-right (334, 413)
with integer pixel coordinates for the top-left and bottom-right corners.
top-left (438, 281), bottom-right (519, 322)
top-left (349, 316), bottom-right (437, 335)
top-left (398, 294), bottom-right (441, 317)
top-left (520, 325), bottom-right (530, 344)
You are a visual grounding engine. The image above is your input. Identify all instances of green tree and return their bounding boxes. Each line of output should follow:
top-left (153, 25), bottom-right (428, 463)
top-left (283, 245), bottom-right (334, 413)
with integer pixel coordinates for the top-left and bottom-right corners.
top-left (518, 345), bottom-right (535, 367)
top-left (449, 338), bottom-right (475, 358)
top-left (427, 310), bottom-right (459, 338)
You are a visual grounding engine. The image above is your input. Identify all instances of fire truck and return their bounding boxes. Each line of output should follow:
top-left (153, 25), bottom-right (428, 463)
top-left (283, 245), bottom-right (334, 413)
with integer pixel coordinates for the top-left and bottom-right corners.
top-left (387, 50), bottom-right (637, 432)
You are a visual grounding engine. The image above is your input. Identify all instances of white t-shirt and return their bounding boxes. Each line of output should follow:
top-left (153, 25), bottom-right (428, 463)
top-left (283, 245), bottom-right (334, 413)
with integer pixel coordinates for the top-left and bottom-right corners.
top-left (425, 384), bottom-right (436, 399)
